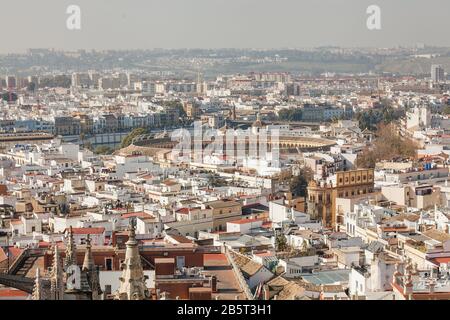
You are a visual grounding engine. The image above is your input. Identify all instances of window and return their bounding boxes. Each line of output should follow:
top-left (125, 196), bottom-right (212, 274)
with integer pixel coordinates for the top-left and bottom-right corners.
top-left (176, 256), bottom-right (185, 270)
top-left (105, 258), bottom-right (113, 271)
top-left (104, 285), bottom-right (112, 295)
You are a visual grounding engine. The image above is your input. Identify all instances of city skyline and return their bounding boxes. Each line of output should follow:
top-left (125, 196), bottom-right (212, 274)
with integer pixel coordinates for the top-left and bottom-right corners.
top-left (1, 0), bottom-right (450, 53)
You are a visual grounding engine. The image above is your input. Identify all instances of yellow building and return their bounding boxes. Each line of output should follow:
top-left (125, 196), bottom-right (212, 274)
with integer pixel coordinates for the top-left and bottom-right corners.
top-left (205, 199), bottom-right (242, 232)
top-left (307, 169), bottom-right (374, 228)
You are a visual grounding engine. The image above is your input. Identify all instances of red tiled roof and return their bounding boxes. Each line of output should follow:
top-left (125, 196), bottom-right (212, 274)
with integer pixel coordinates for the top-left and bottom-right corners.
top-left (167, 235), bottom-right (192, 244)
top-left (430, 257), bottom-right (450, 265)
top-left (381, 226), bottom-right (410, 232)
top-left (38, 241), bottom-right (65, 249)
top-left (175, 208), bottom-right (190, 214)
top-left (8, 247), bottom-right (24, 260)
top-left (121, 212), bottom-right (149, 219)
top-left (0, 247), bottom-right (7, 262)
top-left (67, 227), bottom-right (105, 235)
top-left (204, 253), bottom-right (227, 262)
top-left (0, 289), bottom-right (28, 298)
top-left (262, 221), bottom-right (272, 228)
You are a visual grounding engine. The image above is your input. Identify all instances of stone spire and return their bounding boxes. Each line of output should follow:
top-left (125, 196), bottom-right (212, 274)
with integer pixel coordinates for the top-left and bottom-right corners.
top-left (65, 226), bottom-right (76, 269)
top-left (115, 219), bottom-right (150, 300)
top-left (50, 245), bottom-right (64, 300)
top-left (81, 234), bottom-right (102, 300)
top-left (82, 234), bottom-right (94, 272)
top-left (32, 268), bottom-right (43, 300)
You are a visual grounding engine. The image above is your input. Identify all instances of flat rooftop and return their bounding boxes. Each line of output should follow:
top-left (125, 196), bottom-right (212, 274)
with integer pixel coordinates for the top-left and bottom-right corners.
top-left (202, 253), bottom-right (246, 300)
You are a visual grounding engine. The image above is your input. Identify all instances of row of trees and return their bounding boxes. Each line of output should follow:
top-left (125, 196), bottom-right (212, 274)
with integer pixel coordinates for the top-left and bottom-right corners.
top-left (120, 127), bottom-right (149, 148)
top-left (356, 106), bottom-right (404, 131)
top-left (278, 108), bottom-right (303, 121)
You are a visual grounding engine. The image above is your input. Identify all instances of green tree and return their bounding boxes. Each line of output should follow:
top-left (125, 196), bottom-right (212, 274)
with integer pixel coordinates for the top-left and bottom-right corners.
top-left (95, 146), bottom-right (113, 155)
top-left (275, 233), bottom-right (288, 252)
top-left (356, 106), bottom-right (404, 131)
top-left (27, 82), bottom-right (36, 92)
top-left (443, 106), bottom-right (450, 115)
top-left (161, 100), bottom-right (187, 118)
top-left (278, 108), bottom-right (303, 121)
top-left (290, 167), bottom-right (314, 197)
top-left (2, 92), bottom-right (18, 102)
top-left (121, 127), bottom-right (148, 148)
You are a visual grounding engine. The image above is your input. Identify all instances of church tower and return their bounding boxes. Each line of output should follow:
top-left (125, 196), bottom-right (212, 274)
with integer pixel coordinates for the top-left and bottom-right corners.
top-left (115, 219), bottom-right (150, 300)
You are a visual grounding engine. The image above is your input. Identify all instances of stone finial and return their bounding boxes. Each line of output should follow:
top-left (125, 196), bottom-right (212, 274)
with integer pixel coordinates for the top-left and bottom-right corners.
top-left (50, 245), bottom-right (64, 300)
top-left (65, 226), bottom-right (76, 269)
top-left (32, 268), bottom-right (43, 300)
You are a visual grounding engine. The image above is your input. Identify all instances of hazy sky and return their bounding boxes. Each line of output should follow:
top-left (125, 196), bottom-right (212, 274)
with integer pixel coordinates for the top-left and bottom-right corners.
top-left (2, 0), bottom-right (449, 53)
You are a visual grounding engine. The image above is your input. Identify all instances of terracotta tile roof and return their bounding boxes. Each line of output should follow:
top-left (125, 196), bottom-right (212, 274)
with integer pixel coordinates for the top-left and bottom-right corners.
top-left (0, 289), bottom-right (29, 298)
top-left (121, 211), bottom-right (153, 219)
top-left (175, 208), bottom-right (190, 214)
top-left (121, 211), bottom-right (150, 219)
top-left (67, 227), bottom-right (105, 235)
top-left (167, 235), bottom-right (192, 244)
top-left (10, 220), bottom-right (23, 226)
top-left (423, 229), bottom-right (450, 243)
top-left (0, 247), bottom-right (7, 263)
top-left (262, 221), bottom-right (272, 228)
top-left (229, 251), bottom-right (264, 277)
top-left (429, 257), bottom-right (450, 265)
top-left (204, 253), bottom-right (227, 262)
top-left (8, 247), bottom-right (24, 260)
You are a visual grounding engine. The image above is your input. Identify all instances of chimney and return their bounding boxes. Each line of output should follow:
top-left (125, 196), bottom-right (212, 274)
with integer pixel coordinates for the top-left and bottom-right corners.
top-left (210, 276), bottom-right (217, 293)
top-left (429, 281), bottom-right (436, 294)
top-left (263, 284), bottom-right (270, 300)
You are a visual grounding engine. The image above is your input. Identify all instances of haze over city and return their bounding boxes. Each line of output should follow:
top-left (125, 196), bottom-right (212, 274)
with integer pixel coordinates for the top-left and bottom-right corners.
top-left (1, 0), bottom-right (450, 53)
